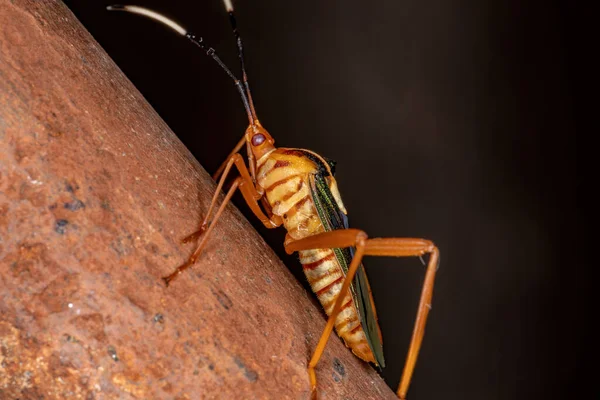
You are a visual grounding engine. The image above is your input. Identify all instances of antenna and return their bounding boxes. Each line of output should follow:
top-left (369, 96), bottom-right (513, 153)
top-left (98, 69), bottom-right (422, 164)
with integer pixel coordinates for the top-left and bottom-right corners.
top-left (222, 0), bottom-right (258, 121)
top-left (107, 5), bottom-right (255, 124)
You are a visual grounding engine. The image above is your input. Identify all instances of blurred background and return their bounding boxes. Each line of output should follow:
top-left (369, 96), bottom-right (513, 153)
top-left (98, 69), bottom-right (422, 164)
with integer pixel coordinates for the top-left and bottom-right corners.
top-left (63, 1), bottom-right (585, 398)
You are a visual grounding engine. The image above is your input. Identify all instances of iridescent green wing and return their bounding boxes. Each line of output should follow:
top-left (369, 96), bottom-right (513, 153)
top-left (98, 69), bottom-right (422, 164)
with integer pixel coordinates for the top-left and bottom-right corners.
top-left (309, 172), bottom-right (385, 367)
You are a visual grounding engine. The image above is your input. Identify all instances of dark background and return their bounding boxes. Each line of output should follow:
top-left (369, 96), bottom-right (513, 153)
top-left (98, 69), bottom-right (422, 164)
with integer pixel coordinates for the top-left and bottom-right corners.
top-left (63, 1), bottom-right (586, 398)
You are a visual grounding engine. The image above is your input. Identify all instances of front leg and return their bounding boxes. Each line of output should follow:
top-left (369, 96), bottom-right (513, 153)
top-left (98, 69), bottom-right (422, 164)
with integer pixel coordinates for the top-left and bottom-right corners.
top-left (183, 153), bottom-right (281, 244)
top-left (284, 229), bottom-right (439, 400)
top-left (164, 153), bottom-right (282, 285)
top-left (212, 136), bottom-right (246, 181)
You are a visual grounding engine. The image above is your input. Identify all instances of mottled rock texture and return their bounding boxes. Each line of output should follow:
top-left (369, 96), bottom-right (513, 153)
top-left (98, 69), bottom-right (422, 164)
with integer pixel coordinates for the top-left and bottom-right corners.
top-left (0, 1), bottom-right (395, 399)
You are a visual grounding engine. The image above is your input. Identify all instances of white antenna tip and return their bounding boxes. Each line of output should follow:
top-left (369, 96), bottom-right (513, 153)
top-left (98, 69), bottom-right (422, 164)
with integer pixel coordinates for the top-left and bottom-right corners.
top-left (106, 5), bottom-right (187, 36)
top-left (223, 0), bottom-right (234, 12)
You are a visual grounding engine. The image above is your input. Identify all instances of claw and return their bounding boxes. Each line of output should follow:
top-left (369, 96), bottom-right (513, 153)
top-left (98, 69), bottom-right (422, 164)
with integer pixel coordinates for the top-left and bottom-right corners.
top-left (162, 258), bottom-right (195, 286)
top-left (162, 270), bottom-right (180, 287)
top-left (161, 276), bottom-right (171, 287)
top-left (181, 226), bottom-right (207, 244)
top-left (308, 367), bottom-right (318, 400)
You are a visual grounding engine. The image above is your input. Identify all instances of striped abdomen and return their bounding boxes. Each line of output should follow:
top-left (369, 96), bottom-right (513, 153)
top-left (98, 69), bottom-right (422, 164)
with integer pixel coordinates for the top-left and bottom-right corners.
top-left (256, 148), bottom-right (376, 363)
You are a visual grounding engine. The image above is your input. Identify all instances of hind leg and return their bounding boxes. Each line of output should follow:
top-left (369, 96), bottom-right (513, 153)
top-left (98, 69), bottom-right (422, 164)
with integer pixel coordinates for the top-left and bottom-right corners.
top-left (284, 229), bottom-right (439, 399)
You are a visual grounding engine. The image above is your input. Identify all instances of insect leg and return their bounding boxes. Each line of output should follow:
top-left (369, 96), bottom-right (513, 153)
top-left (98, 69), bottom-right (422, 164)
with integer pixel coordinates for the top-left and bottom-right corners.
top-left (285, 229), bottom-right (368, 399)
top-left (217, 153), bottom-right (282, 228)
top-left (364, 237), bottom-right (439, 400)
top-left (184, 152), bottom-right (279, 244)
top-left (284, 230), bottom-right (439, 400)
top-left (164, 177), bottom-right (241, 285)
top-left (212, 136), bottom-right (246, 181)
top-left (164, 153), bottom-right (281, 285)
top-left (182, 152), bottom-right (241, 244)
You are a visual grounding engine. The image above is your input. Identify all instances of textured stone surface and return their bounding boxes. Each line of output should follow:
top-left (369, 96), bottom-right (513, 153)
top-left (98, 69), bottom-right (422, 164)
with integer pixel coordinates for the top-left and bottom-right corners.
top-left (0, 1), bottom-right (395, 399)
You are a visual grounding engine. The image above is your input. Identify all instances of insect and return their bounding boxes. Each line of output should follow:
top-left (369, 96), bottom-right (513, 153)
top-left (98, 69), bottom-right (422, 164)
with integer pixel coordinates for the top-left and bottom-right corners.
top-left (108, 3), bottom-right (439, 399)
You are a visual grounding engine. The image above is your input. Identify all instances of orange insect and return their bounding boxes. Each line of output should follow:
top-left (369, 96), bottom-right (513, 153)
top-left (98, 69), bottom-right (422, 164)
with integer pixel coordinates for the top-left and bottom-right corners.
top-left (108, 3), bottom-right (439, 399)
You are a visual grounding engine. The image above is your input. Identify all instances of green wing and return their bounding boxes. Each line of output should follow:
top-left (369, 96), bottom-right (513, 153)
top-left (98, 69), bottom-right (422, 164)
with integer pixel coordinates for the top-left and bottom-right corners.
top-left (309, 172), bottom-right (385, 368)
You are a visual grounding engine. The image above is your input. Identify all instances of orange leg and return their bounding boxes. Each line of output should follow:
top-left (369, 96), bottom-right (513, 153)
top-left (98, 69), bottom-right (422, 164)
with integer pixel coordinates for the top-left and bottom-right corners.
top-left (212, 136), bottom-right (246, 181)
top-left (183, 152), bottom-right (281, 245)
top-left (164, 153), bottom-right (282, 285)
top-left (285, 229), bottom-right (439, 400)
top-left (212, 137), bottom-right (258, 182)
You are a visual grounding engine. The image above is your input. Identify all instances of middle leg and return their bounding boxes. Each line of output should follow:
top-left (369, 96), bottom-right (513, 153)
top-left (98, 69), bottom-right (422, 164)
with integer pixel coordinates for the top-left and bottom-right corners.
top-left (164, 153), bottom-right (282, 285)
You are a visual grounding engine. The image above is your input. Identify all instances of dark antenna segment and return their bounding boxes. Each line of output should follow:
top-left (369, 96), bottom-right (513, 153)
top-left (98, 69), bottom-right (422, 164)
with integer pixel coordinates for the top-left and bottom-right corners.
top-left (106, 5), bottom-right (255, 124)
top-left (222, 0), bottom-right (258, 122)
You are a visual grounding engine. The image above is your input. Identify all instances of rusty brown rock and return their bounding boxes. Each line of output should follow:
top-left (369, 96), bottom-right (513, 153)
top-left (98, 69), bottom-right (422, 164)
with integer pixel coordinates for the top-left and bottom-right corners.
top-left (0, 1), bottom-right (396, 399)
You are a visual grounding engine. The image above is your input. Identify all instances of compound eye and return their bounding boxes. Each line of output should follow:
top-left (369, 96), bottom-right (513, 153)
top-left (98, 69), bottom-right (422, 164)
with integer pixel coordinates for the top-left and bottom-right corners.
top-left (251, 134), bottom-right (265, 146)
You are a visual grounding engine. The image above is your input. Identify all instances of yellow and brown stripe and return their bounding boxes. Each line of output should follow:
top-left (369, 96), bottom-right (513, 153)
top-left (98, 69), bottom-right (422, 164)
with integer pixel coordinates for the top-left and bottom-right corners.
top-left (299, 249), bottom-right (374, 362)
top-left (257, 148), bottom-right (324, 240)
top-left (256, 147), bottom-right (376, 363)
